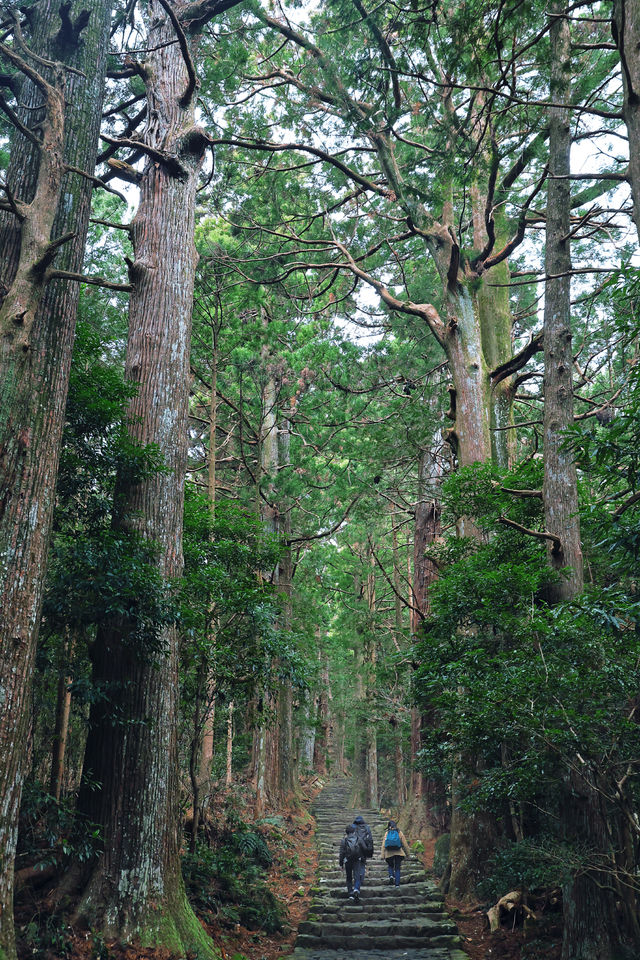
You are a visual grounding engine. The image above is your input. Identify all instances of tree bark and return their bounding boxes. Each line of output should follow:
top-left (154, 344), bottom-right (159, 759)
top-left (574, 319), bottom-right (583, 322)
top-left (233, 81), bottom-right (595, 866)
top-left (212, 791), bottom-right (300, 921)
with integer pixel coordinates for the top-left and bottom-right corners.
top-left (0, 4), bottom-right (110, 957)
top-left (545, 10), bottom-right (620, 958)
top-left (225, 700), bottom-right (234, 788)
top-left (50, 629), bottom-right (77, 802)
top-left (614, 0), bottom-right (640, 241)
top-left (254, 324), bottom-right (279, 814)
top-left (543, 2), bottom-right (583, 602)
top-left (74, 3), bottom-right (215, 953)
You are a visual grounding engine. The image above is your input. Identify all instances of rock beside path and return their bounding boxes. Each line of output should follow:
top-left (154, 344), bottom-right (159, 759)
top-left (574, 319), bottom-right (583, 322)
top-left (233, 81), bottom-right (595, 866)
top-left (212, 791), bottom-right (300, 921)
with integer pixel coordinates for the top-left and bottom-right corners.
top-left (287, 779), bottom-right (468, 960)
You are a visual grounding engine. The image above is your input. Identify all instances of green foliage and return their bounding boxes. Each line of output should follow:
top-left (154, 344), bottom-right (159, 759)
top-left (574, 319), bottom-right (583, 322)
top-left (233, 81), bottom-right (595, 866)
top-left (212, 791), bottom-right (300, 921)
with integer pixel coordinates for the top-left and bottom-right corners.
top-left (183, 830), bottom-right (285, 934)
top-left (43, 531), bottom-right (174, 650)
top-left (477, 838), bottom-right (574, 900)
top-left (17, 782), bottom-right (102, 872)
top-left (19, 915), bottom-right (73, 960)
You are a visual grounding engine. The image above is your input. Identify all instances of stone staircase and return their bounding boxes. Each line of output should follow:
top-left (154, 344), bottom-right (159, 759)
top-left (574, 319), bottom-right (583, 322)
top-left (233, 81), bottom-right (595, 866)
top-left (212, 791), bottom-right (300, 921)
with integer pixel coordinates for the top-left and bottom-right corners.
top-left (289, 779), bottom-right (468, 960)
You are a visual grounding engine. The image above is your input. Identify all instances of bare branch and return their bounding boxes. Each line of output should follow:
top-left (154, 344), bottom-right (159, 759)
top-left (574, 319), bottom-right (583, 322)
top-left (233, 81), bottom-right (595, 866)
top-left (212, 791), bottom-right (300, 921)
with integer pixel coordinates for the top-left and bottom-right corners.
top-left (65, 164), bottom-right (129, 202)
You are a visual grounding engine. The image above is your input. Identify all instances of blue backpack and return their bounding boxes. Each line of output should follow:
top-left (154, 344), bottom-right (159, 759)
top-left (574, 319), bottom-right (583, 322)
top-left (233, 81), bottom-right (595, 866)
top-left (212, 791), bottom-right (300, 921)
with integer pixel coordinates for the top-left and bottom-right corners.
top-left (385, 828), bottom-right (401, 849)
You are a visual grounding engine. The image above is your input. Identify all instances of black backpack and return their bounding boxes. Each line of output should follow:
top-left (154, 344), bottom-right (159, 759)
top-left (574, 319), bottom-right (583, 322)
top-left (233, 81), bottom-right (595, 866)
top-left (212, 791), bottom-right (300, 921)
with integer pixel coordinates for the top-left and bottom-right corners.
top-left (344, 833), bottom-right (362, 860)
top-left (354, 822), bottom-right (373, 859)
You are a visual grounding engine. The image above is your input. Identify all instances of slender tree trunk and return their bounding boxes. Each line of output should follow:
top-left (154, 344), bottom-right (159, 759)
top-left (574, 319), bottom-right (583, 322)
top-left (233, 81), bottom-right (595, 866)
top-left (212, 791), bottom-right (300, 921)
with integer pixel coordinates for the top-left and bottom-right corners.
top-left (300, 689), bottom-right (317, 768)
top-left (277, 418), bottom-right (295, 796)
top-left (364, 553), bottom-right (378, 808)
top-left (199, 347), bottom-right (218, 785)
top-left (409, 447), bottom-right (444, 828)
top-left (50, 629), bottom-right (77, 802)
top-left (74, 4), bottom-right (215, 953)
top-left (313, 649), bottom-right (330, 777)
top-left (545, 7), bottom-right (619, 957)
top-left (255, 326), bottom-right (279, 814)
top-left (543, 3), bottom-right (583, 601)
top-left (225, 701), bottom-right (234, 788)
top-left (614, 0), bottom-right (640, 242)
top-left (0, 5), bottom-right (110, 956)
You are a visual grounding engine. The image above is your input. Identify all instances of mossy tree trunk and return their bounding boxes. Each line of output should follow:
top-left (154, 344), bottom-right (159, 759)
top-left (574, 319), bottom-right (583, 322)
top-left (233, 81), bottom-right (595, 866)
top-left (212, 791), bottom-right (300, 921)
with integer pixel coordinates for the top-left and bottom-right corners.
top-left (0, 4), bottom-right (110, 957)
top-left (73, 3), bottom-right (219, 953)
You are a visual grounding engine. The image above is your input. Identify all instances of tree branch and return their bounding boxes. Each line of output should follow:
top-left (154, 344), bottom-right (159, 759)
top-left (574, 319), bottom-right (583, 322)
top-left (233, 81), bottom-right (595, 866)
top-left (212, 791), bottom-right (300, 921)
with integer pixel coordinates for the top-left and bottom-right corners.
top-left (179, 0), bottom-right (244, 33)
top-left (0, 91), bottom-right (41, 146)
top-left (65, 164), bottom-right (128, 202)
top-left (46, 269), bottom-right (132, 292)
top-left (101, 133), bottom-right (186, 178)
top-left (332, 239), bottom-right (445, 343)
top-left (209, 135), bottom-right (389, 197)
top-left (490, 331), bottom-right (543, 384)
top-left (497, 516), bottom-right (562, 554)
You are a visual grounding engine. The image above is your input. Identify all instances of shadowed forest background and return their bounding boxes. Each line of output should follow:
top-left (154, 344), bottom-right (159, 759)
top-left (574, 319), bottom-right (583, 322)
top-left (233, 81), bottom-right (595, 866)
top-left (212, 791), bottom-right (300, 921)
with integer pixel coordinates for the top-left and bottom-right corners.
top-left (1, 0), bottom-right (640, 959)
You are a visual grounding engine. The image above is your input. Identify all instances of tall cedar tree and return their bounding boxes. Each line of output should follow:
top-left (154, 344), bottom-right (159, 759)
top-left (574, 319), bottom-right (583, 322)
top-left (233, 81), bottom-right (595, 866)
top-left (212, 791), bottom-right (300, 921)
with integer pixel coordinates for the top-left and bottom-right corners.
top-left (0, 4), bottom-right (111, 957)
top-left (73, 1), bottom-right (240, 952)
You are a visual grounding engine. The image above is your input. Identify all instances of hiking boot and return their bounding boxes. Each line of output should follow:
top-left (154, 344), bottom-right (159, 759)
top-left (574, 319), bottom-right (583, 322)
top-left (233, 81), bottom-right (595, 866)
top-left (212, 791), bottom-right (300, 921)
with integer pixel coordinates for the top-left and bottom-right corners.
top-left (353, 890), bottom-right (361, 902)
top-left (387, 877), bottom-right (394, 885)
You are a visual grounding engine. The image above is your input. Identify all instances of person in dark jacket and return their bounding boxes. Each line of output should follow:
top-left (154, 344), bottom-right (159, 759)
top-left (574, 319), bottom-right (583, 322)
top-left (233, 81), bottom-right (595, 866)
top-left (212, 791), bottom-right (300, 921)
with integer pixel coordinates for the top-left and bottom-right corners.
top-left (381, 819), bottom-right (411, 887)
top-left (350, 814), bottom-right (373, 895)
top-left (338, 824), bottom-right (364, 900)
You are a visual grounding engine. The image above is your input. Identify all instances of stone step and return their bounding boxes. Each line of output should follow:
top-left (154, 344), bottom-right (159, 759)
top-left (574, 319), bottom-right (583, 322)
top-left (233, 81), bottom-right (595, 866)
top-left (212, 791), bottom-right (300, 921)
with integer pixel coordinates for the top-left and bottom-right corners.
top-left (316, 879), bottom-right (441, 896)
top-left (291, 950), bottom-right (465, 959)
top-left (306, 900), bottom-right (446, 918)
top-left (295, 933), bottom-right (462, 951)
top-left (298, 917), bottom-right (457, 939)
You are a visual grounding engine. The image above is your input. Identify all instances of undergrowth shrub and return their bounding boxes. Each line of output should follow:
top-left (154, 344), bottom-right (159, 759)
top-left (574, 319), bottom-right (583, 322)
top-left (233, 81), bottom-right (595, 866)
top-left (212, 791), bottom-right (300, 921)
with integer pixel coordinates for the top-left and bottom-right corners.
top-left (183, 825), bottom-right (285, 933)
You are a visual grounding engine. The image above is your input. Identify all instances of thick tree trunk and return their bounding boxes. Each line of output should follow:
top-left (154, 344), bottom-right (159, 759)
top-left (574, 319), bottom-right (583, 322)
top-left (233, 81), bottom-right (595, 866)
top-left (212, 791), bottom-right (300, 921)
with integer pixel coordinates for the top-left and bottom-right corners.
top-left (0, 5), bottom-right (110, 957)
top-left (442, 285), bottom-right (493, 473)
top-left (74, 4), bottom-right (214, 953)
top-left (614, 0), bottom-right (640, 241)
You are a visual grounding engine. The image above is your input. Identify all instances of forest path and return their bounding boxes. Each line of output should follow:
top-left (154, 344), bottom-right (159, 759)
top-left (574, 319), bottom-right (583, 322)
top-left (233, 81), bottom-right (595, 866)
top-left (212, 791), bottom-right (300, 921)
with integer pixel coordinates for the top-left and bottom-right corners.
top-left (289, 778), bottom-right (468, 960)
